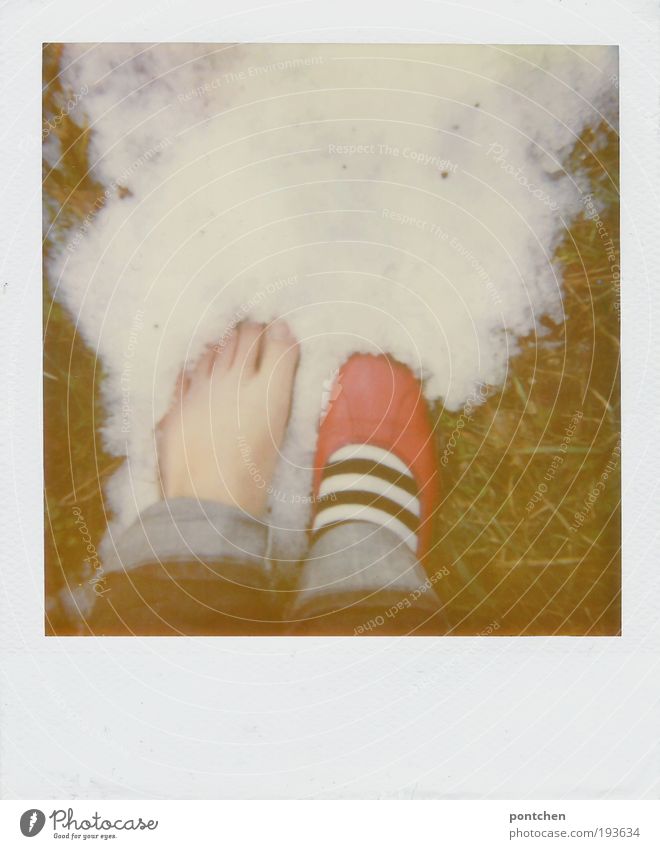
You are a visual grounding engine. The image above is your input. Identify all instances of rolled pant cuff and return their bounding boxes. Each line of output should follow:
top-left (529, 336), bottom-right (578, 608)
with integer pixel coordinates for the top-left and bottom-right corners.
top-left (102, 498), bottom-right (270, 574)
top-left (289, 521), bottom-right (445, 631)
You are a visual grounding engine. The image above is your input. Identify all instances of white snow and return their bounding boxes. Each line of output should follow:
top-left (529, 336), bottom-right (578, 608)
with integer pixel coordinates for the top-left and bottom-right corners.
top-left (45, 43), bottom-right (617, 562)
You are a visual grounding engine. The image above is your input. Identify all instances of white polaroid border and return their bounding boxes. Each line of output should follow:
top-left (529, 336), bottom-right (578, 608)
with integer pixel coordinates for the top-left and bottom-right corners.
top-left (1, 0), bottom-right (658, 800)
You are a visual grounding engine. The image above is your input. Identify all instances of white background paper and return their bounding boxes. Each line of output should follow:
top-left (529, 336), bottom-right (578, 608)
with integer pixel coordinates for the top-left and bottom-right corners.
top-left (0, 0), bottom-right (658, 799)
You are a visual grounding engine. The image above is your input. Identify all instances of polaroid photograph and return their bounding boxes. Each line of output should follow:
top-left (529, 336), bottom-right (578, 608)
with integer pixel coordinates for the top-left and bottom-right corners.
top-left (1, 0), bottom-right (658, 839)
top-left (43, 43), bottom-right (619, 637)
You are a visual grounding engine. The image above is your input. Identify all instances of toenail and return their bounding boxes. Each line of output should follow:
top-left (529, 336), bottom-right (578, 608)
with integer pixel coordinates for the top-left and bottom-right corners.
top-left (269, 319), bottom-right (291, 341)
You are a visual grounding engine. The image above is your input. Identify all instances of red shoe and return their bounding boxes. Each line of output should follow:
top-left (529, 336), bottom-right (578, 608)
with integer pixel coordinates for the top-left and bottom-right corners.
top-left (312, 354), bottom-right (440, 561)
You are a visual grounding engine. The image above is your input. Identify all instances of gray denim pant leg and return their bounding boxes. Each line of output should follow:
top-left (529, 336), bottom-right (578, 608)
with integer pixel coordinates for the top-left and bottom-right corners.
top-left (289, 521), bottom-right (445, 634)
top-left (90, 498), bottom-right (275, 635)
top-left (102, 498), bottom-right (270, 574)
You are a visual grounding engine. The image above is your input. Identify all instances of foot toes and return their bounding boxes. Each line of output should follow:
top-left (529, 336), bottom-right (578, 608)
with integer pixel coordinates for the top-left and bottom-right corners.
top-left (192, 346), bottom-right (216, 378)
top-left (232, 321), bottom-right (264, 376)
top-left (261, 319), bottom-right (300, 378)
top-left (211, 325), bottom-right (239, 372)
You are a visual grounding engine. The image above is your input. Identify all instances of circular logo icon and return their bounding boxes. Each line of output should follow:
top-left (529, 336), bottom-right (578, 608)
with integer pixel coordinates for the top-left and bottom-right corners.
top-left (20, 809), bottom-right (46, 837)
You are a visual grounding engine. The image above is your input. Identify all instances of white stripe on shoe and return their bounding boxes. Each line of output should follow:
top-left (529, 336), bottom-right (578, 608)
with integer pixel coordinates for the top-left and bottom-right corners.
top-left (318, 473), bottom-right (420, 516)
top-left (325, 443), bottom-right (411, 476)
top-left (312, 443), bottom-right (419, 551)
top-left (312, 503), bottom-right (418, 552)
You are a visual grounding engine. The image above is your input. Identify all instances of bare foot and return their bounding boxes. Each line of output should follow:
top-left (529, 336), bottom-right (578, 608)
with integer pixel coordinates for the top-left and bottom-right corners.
top-left (157, 320), bottom-right (299, 517)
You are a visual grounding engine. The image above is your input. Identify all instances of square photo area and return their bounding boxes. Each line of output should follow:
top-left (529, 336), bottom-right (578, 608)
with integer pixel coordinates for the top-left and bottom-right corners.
top-left (43, 43), bottom-right (620, 636)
